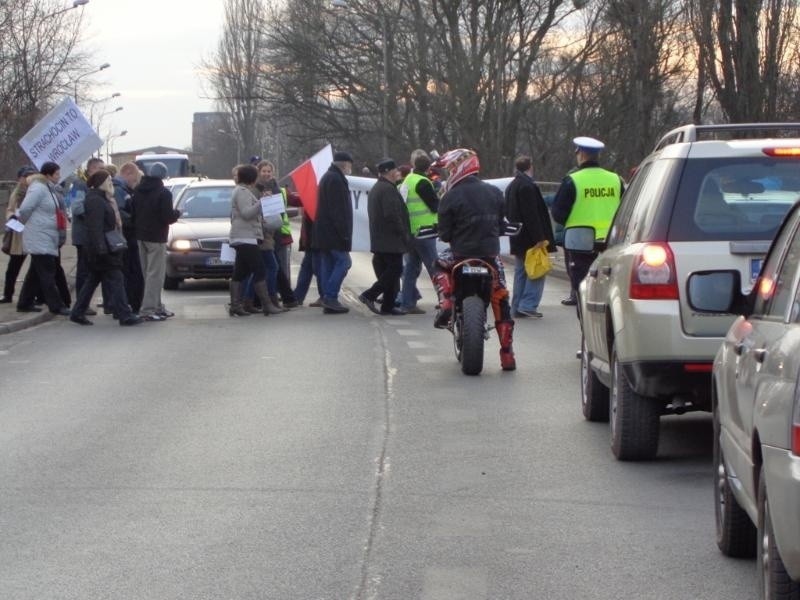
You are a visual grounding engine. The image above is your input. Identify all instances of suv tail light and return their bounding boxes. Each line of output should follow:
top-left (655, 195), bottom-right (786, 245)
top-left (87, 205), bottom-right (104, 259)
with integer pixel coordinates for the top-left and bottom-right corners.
top-left (762, 147), bottom-right (800, 158)
top-left (629, 243), bottom-right (679, 300)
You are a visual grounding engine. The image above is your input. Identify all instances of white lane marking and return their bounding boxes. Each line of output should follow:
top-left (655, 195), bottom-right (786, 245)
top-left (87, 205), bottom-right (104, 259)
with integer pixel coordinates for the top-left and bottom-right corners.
top-left (406, 341), bottom-right (430, 349)
top-left (416, 355), bottom-right (450, 363)
top-left (396, 329), bottom-right (423, 336)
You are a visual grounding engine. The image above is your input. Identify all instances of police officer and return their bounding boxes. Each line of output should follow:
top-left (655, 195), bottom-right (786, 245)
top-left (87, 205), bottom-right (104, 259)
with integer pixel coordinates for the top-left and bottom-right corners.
top-left (551, 136), bottom-right (624, 306)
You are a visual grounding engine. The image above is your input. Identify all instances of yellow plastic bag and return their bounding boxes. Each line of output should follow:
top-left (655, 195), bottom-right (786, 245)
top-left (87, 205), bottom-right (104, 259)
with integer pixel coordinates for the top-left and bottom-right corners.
top-left (524, 244), bottom-right (551, 279)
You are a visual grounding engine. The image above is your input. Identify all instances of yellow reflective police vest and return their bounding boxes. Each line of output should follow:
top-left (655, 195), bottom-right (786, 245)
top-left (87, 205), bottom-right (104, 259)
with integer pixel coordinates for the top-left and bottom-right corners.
top-left (402, 172), bottom-right (437, 235)
top-left (278, 187), bottom-right (291, 236)
top-left (564, 167), bottom-right (621, 240)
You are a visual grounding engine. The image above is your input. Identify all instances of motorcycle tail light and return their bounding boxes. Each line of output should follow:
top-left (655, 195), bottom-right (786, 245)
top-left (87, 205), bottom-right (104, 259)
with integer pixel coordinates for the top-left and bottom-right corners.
top-left (629, 242), bottom-right (679, 300)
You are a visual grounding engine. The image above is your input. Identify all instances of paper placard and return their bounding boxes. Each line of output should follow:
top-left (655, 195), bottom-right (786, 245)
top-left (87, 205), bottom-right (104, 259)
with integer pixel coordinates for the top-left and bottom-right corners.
top-left (5, 219), bottom-right (24, 233)
top-left (260, 193), bottom-right (284, 217)
top-left (219, 242), bottom-right (236, 263)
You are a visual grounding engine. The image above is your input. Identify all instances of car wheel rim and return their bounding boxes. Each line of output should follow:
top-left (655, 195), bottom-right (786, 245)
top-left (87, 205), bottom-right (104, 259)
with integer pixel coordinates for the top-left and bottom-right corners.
top-left (761, 499), bottom-right (771, 598)
top-left (715, 455), bottom-right (726, 526)
top-left (580, 337), bottom-right (588, 407)
top-left (610, 360), bottom-right (618, 438)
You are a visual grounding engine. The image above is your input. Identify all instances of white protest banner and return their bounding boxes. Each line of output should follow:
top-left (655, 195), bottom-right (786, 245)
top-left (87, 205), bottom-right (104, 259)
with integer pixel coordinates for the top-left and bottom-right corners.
top-left (260, 193), bottom-right (285, 217)
top-left (5, 219), bottom-right (24, 233)
top-left (18, 97), bottom-right (103, 177)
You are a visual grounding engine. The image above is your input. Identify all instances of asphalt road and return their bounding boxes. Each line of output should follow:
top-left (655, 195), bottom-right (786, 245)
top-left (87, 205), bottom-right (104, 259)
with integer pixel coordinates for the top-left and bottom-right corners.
top-left (0, 253), bottom-right (756, 599)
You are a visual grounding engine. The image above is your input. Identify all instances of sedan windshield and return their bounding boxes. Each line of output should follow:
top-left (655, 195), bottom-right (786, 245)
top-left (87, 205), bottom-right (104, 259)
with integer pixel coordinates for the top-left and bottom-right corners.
top-left (177, 186), bottom-right (233, 219)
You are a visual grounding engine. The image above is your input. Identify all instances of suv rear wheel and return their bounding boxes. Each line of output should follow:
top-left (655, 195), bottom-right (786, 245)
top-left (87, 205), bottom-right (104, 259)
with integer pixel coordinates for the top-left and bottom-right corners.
top-left (609, 343), bottom-right (660, 460)
top-left (581, 333), bottom-right (609, 422)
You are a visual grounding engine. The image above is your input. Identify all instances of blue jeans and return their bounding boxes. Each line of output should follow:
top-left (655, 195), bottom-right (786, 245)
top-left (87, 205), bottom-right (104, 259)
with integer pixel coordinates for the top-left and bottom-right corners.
top-left (319, 250), bottom-right (351, 300)
top-left (512, 257), bottom-right (545, 313)
top-left (294, 250), bottom-right (322, 303)
top-left (400, 237), bottom-right (438, 309)
top-left (244, 249), bottom-right (279, 298)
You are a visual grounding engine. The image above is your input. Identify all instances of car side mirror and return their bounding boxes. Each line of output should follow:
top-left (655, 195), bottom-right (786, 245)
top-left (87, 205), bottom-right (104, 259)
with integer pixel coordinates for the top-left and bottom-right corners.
top-left (686, 270), bottom-right (745, 314)
top-left (564, 226), bottom-right (596, 252)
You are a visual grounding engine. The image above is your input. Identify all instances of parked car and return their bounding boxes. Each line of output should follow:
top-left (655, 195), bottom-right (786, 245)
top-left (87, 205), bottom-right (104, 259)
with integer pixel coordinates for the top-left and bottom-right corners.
top-left (686, 198), bottom-right (800, 599)
top-left (166, 176), bottom-right (202, 206)
top-left (578, 123), bottom-right (800, 460)
top-left (164, 179), bottom-right (235, 289)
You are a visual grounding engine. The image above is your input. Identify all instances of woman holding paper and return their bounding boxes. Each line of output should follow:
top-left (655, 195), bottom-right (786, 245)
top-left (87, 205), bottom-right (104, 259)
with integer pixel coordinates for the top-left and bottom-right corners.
top-left (228, 164), bottom-right (275, 316)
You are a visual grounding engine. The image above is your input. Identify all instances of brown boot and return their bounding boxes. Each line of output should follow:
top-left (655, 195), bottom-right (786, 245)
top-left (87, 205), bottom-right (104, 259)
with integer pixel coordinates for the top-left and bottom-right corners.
top-left (241, 297), bottom-right (261, 314)
top-left (255, 280), bottom-right (283, 315)
top-left (496, 320), bottom-right (516, 371)
top-left (228, 281), bottom-right (250, 317)
top-left (432, 272), bottom-right (453, 328)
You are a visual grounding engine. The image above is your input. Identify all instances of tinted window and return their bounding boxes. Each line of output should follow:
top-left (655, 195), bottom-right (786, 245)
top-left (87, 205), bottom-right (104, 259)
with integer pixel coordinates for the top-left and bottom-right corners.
top-left (626, 159), bottom-right (674, 243)
top-left (606, 163), bottom-right (650, 246)
top-left (136, 158), bottom-right (189, 178)
top-left (177, 186), bottom-right (234, 218)
top-left (670, 158), bottom-right (799, 241)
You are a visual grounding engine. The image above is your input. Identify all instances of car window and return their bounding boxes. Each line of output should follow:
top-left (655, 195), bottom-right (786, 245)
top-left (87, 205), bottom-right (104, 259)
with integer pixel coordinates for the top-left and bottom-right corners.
top-left (671, 158), bottom-right (800, 241)
top-left (177, 186), bottom-right (233, 218)
top-left (753, 210), bottom-right (800, 319)
top-left (625, 159), bottom-right (673, 243)
top-left (606, 162), bottom-right (650, 246)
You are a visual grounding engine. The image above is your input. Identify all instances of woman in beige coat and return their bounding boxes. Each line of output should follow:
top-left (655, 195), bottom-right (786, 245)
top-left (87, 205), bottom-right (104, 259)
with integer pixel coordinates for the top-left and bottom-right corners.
top-left (1, 167), bottom-right (36, 303)
top-left (228, 164), bottom-right (273, 316)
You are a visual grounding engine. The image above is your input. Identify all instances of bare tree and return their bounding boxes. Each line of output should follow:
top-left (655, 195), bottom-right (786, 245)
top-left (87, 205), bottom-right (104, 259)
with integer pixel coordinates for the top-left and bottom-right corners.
top-left (0, 0), bottom-right (88, 175)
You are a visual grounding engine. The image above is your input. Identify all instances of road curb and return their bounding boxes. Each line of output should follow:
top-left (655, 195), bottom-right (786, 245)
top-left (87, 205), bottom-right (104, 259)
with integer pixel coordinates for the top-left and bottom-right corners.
top-left (0, 310), bottom-right (54, 335)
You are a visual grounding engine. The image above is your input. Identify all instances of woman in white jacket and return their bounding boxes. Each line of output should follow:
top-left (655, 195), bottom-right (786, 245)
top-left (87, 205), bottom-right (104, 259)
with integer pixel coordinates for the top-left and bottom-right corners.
top-left (228, 164), bottom-right (272, 316)
top-left (15, 162), bottom-right (70, 315)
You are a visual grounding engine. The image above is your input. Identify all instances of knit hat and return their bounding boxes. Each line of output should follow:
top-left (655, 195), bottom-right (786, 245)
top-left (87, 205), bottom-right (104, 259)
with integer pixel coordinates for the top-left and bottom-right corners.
top-left (376, 158), bottom-right (397, 173)
top-left (333, 151), bottom-right (353, 163)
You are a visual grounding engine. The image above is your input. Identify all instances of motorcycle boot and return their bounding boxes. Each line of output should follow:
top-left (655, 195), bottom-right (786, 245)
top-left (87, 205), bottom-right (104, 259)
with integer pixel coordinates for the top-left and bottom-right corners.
top-left (496, 319), bottom-right (516, 371)
top-left (228, 281), bottom-right (251, 317)
top-left (432, 272), bottom-right (453, 329)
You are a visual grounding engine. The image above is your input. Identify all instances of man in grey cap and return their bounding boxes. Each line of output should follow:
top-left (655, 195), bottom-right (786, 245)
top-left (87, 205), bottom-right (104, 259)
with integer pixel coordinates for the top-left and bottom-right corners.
top-left (551, 136), bottom-right (625, 306)
top-left (358, 158), bottom-right (411, 316)
top-left (130, 162), bottom-right (180, 320)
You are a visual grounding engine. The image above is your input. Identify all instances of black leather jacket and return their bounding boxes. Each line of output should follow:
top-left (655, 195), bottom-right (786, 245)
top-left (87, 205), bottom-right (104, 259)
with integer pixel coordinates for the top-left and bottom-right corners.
top-left (438, 175), bottom-right (505, 257)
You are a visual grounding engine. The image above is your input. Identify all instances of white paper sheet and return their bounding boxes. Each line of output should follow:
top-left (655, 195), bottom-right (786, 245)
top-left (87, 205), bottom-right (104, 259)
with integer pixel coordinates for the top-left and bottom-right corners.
top-left (260, 193), bottom-right (285, 217)
top-left (5, 219), bottom-right (24, 233)
top-left (219, 242), bottom-right (236, 263)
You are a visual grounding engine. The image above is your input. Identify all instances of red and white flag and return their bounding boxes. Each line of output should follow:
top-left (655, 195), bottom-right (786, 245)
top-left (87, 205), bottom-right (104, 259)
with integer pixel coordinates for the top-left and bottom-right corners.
top-left (285, 144), bottom-right (333, 220)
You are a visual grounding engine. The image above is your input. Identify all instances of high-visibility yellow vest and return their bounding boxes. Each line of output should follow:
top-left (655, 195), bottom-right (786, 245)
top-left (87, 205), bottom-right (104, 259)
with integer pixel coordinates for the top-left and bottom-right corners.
top-left (402, 171), bottom-right (438, 235)
top-left (564, 167), bottom-right (621, 240)
top-left (279, 187), bottom-right (291, 236)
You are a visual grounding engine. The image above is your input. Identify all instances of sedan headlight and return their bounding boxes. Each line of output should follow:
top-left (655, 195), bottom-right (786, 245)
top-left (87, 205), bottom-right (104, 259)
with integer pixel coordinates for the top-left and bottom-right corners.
top-left (171, 239), bottom-right (199, 251)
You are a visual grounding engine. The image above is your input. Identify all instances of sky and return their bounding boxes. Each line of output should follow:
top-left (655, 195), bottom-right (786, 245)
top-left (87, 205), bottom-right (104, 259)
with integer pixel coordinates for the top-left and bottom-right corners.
top-left (79, 0), bottom-right (224, 154)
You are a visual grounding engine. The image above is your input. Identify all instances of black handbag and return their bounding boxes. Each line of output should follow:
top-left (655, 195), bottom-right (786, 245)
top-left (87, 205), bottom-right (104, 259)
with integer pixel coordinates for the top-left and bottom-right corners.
top-left (1, 229), bottom-right (12, 255)
top-left (105, 229), bottom-right (128, 253)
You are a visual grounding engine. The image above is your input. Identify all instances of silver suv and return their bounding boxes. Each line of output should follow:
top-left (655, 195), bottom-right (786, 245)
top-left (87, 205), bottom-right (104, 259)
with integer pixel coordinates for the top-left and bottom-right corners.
top-left (578, 123), bottom-right (800, 460)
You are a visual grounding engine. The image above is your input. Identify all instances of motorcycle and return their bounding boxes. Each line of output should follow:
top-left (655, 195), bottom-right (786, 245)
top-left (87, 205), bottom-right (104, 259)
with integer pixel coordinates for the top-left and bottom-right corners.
top-left (418, 222), bottom-right (521, 375)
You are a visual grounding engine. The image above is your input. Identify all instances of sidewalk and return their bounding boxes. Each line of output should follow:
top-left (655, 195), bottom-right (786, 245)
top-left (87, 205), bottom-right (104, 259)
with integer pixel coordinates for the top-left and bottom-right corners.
top-left (0, 242), bottom-right (78, 334)
top-left (0, 241), bottom-right (567, 335)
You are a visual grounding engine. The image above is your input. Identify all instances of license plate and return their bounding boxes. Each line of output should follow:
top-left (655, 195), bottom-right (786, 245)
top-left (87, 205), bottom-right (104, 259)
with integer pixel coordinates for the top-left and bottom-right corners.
top-left (750, 257), bottom-right (763, 282)
top-left (462, 265), bottom-right (489, 275)
top-left (206, 256), bottom-right (232, 266)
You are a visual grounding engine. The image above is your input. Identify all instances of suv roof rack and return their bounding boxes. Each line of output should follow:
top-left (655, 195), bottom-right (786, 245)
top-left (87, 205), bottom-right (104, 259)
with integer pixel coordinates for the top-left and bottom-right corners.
top-left (654, 122), bottom-right (800, 152)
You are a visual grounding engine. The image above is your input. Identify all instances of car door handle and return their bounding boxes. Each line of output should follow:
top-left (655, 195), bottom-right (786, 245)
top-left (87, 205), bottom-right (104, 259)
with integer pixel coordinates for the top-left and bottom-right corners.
top-left (734, 342), bottom-right (746, 356)
top-left (600, 266), bottom-right (612, 276)
top-left (753, 348), bottom-right (768, 363)
top-left (589, 268), bottom-right (598, 278)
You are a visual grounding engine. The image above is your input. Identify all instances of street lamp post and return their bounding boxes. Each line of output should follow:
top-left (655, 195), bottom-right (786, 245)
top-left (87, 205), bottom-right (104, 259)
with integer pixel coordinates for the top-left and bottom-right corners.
top-left (44, 0), bottom-right (89, 19)
top-left (218, 129), bottom-right (241, 165)
top-left (73, 62), bottom-right (110, 103)
top-left (106, 130), bottom-right (128, 163)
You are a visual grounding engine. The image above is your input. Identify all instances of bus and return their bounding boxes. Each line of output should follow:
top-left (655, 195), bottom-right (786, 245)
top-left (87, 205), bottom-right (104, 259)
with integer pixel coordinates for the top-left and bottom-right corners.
top-left (135, 152), bottom-right (193, 178)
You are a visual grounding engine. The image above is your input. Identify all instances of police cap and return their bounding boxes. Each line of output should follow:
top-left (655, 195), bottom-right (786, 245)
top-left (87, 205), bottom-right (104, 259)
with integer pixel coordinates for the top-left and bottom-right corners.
top-left (573, 136), bottom-right (605, 154)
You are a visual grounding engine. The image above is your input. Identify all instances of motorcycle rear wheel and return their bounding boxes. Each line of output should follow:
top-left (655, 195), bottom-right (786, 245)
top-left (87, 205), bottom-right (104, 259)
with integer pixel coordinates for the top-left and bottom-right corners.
top-left (460, 295), bottom-right (486, 375)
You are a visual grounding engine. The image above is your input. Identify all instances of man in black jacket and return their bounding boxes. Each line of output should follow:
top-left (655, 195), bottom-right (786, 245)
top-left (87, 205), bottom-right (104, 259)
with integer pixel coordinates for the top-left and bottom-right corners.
top-left (131, 162), bottom-right (179, 321)
top-left (358, 158), bottom-right (411, 316)
top-left (113, 162), bottom-right (145, 314)
top-left (312, 151), bottom-right (353, 314)
top-left (504, 155), bottom-right (556, 319)
top-left (433, 148), bottom-right (517, 371)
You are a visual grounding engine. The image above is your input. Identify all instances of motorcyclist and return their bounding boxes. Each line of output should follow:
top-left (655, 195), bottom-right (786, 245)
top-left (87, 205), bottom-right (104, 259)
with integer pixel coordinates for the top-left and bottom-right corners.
top-left (431, 148), bottom-right (517, 371)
